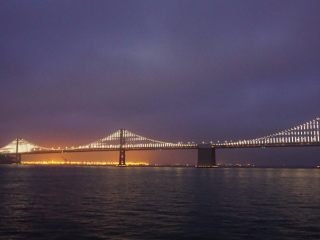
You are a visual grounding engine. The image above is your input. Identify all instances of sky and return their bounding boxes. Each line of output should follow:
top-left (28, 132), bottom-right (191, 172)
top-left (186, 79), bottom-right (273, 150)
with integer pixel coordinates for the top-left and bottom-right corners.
top-left (1, 0), bottom-right (320, 166)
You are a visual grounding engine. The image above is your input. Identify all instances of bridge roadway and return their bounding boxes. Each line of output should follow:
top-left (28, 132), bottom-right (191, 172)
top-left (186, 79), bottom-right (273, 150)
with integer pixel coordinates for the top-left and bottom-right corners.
top-left (214, 142), bottom-right (320, 148)
top-left (16, 141), bottom-right (320, 156)
top-left (7, 142), bottom-right (319, 167)
top-left (18, 145), bottom-right (199, 155)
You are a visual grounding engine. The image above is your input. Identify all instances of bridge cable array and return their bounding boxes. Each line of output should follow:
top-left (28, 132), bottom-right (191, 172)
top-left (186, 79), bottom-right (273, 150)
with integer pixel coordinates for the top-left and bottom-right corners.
top-left (0, 118), bottom-right (319, 154)
top-left (218, 118), bottom-right (320, 146)
top-left (79, 129), bottom-right (196, 149)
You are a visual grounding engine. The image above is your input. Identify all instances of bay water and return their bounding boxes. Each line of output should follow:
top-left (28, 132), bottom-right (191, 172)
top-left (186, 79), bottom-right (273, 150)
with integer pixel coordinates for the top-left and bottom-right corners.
top-left (0, 165), bottom-right (319, 239)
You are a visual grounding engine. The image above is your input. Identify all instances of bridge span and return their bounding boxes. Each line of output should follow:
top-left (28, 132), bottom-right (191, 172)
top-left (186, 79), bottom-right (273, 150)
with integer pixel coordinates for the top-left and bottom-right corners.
top-left (0, 118), bottom-right (319, 167)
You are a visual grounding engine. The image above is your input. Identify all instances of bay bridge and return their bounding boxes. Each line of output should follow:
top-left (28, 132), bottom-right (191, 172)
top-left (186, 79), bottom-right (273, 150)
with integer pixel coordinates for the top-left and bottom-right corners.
top-left (1, 118), bottom-right (319, 167)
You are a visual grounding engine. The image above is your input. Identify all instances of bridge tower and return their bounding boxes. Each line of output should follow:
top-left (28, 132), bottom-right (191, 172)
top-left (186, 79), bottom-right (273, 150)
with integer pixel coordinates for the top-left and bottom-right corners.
top-left (197, 145), bottom-right (216, 167)
top-left (118, 129), bottom-right (126, 166)
top-left (15, 138), bottom-right (21, 164)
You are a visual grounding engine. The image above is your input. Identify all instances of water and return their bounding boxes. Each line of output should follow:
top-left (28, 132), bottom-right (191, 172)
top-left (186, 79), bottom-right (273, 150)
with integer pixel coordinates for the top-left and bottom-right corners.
top-left (0, 166), bottom-right (320, 239)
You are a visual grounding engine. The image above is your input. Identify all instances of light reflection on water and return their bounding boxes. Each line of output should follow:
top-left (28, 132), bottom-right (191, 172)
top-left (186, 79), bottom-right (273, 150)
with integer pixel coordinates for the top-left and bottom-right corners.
top-left (0, 166), bottom-right (320, 239)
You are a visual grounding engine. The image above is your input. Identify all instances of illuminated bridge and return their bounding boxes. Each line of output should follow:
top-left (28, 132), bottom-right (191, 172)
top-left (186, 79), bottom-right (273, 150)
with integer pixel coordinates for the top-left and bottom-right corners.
top-left (0, 118), bottom-right (319, 167)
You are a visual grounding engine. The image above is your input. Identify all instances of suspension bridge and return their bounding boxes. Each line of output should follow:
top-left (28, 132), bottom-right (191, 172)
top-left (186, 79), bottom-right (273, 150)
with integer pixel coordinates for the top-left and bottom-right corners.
top-left (0, 118), bottom-right (319, 167)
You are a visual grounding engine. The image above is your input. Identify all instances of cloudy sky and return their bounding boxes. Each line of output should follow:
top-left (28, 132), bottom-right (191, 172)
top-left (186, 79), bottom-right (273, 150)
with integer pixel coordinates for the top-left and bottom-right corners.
top-left (1, 0), bottom-right (320, 166)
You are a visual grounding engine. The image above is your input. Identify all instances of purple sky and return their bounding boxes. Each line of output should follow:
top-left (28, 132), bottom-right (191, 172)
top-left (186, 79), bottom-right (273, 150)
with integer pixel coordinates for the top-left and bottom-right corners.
top-left (1, 0), bottom-right (320, 166)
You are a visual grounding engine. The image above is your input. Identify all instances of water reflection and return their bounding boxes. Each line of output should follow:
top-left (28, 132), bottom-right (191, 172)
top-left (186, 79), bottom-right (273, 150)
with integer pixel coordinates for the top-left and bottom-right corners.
top-left (0, 166), bottom-right (319, 239)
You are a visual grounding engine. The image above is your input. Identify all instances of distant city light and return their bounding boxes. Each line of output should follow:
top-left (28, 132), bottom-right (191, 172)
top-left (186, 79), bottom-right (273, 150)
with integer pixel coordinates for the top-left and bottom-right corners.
top-left (21, 161), bottom-right (149, 166)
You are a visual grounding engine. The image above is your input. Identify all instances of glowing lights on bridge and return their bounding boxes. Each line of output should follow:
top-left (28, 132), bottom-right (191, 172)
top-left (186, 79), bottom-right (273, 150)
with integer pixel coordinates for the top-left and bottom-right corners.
top-left (0, 118), bottom-right (319, 155)
top-left (0, 130), bottom-right (197, 154)
top-left (218, 118), bottom-right (320, 146)
top-left (79, 130), bottom-right (197, 150)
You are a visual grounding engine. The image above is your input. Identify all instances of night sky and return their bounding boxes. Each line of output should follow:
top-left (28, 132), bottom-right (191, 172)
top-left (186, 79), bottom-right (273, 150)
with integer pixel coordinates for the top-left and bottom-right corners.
top-left (1, 0), bottom-right (320, 166)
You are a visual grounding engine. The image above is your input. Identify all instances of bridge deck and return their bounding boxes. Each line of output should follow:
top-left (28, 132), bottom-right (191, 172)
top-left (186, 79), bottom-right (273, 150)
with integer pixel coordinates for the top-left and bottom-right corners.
top-left (215, 142), bottom-right (320, 148)
top-left (4, 142), bottom-right (320, 156)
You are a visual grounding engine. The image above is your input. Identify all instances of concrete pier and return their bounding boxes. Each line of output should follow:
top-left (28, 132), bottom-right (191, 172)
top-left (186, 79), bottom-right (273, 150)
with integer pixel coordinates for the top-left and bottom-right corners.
top-left (197, 145), bottom-right (216, 167)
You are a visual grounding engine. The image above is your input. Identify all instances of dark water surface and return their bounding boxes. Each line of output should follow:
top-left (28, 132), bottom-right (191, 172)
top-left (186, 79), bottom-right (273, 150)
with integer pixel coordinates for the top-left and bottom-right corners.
top-left (0, 166), bottom-right (320, 239)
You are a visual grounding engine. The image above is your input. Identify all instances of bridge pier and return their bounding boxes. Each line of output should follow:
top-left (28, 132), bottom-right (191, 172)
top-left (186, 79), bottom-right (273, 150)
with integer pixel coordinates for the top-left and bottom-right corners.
top-left (197, 145), bottom-right (216, 167)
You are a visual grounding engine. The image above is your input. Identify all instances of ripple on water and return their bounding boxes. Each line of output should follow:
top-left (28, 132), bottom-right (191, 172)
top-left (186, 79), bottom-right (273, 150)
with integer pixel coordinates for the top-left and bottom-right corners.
top-left (0, 166), bottom-right (320, 239)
